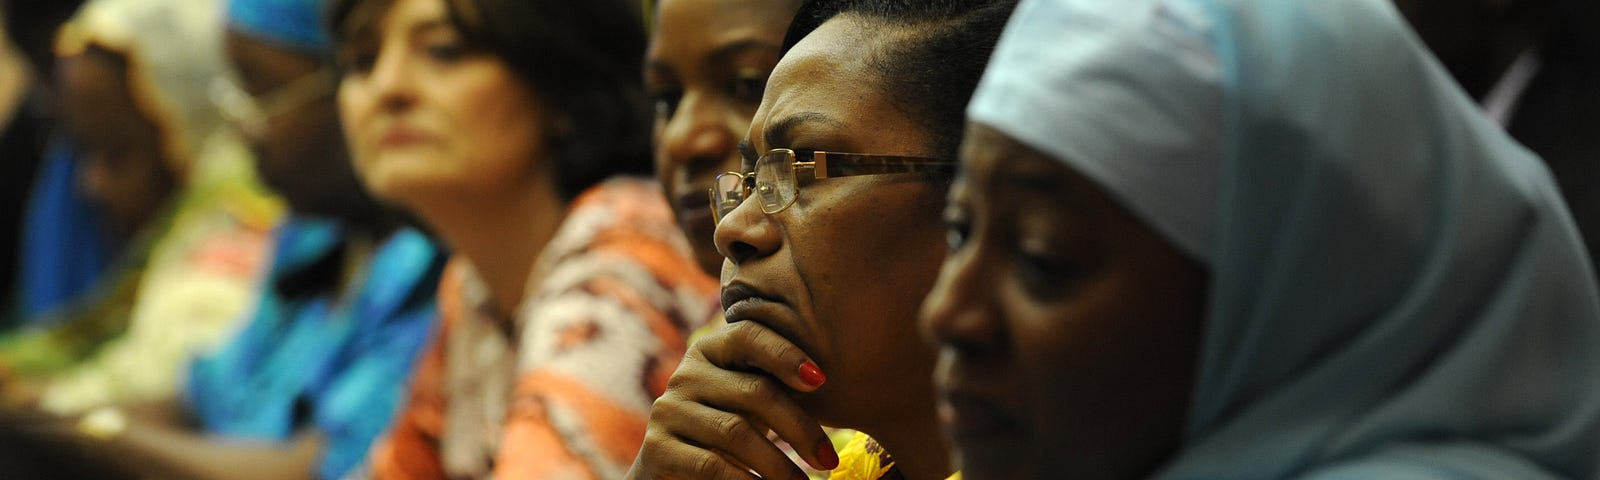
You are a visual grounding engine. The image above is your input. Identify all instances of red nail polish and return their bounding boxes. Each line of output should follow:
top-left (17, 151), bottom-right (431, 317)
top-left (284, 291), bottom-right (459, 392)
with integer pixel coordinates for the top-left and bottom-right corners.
top-left (797, 361), bottom-right (826, 387)
top-left (816, 441), bottom-right (840, 470)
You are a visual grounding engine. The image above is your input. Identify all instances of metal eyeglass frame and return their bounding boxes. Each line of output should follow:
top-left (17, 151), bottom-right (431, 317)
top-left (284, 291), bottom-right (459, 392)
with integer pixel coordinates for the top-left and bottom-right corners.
top-left (709, 147), bottom-right (956, 221)
top-left (209, 66), bottom-right (337, 140)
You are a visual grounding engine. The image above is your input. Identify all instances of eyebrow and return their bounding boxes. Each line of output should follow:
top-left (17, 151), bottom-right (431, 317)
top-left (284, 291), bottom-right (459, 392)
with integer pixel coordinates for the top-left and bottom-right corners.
top-left (763, 111), bottom-right (844, 152)
top-left (737, 138), bottom-right (758, 168)
top-left (989, 163), bottom-right (1100, 216)
top-left (995, 170), bottom-right (1063, 193)
top-left (706, 39), bottom-right (781, 68)
top-left (644, 39), bottom-right (778, 86)
top-left (338, 18), bottom-right (454, 61)
top-left (642, 61), bottom-right (676, 84)
top-left (407, 19), bottom-right (455, 40)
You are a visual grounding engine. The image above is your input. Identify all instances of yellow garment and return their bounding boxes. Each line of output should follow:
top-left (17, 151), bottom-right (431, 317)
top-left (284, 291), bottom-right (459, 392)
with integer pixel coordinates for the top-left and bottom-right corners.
top-left (830, 432), bottom-right (895, 480)
top-left (828, 432), bottom-right (960, 480)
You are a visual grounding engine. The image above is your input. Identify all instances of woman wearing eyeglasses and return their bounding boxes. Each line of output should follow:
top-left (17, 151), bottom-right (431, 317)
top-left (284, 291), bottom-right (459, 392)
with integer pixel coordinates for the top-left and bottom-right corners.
top-left (627, 1), bottom-right (1016, 479)
top-left (329, 0), bottom-right (716, 478)
top-left (179, 0), bottom-right (450, 478)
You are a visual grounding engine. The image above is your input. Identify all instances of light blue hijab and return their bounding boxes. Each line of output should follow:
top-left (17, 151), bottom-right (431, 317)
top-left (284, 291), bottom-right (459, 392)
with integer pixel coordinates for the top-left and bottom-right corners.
top-left (968, 0), bottom-right (1600, 478)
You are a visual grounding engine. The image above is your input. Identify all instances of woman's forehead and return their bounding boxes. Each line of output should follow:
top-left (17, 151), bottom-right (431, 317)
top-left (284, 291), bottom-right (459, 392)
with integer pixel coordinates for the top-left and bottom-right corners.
top-left (753, 19), bottom-right (893, 147)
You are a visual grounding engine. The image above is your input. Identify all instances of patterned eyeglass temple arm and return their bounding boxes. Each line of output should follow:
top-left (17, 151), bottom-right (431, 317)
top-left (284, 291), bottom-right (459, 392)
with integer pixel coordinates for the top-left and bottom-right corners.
top-left (809, 151), bottom-right (957, 179)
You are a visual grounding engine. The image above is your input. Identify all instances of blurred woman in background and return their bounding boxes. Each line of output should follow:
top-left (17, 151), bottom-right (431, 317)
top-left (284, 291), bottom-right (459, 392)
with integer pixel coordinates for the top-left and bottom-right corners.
top-left (331, 0), bottom-right (715, 477)
top-left (179, 0), bottom-right (447, 477)
top-left (0, 0), bottom-right (94, 327)
top-left (0, 0), bottom-right (442, 477)
top-left (646, 0), bottom-right (802, 276)
top-left (0, 0), bottom-right (280, 413)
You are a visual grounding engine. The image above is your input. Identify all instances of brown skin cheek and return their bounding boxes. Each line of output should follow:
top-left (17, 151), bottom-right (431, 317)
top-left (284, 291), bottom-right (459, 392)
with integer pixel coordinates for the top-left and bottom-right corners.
top-left (59, 53), bottom-right (175, 242)
top-left (1015, 200), bottom-right (1205, 478)
top-left (791, 181), bottom-right (946, 426)
top-left (226, 31), bottom-right (373, 221)
top-left (259, 99), bottom-right (371, 219)
top-left (79, 152), bottom-right (171, 241)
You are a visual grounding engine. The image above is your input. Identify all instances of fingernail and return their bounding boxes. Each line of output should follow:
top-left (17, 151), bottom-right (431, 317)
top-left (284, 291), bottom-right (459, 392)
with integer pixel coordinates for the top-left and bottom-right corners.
top-left (797, 361), bottom-right (826, 387)
top-left (816, 441), bottom-right (839, 470)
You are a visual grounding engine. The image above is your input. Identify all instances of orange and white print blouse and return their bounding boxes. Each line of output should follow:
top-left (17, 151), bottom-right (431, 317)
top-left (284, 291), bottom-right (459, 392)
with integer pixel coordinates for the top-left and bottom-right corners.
top-left (363, 177), bottom-right (720, 480)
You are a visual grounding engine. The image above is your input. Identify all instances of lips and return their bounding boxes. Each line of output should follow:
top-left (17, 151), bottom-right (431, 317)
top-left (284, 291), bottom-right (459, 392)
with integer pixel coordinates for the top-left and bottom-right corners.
top-left (938, 390), bottom-right (1023, 440)
top-left (376, 124), bottom-right (432, 148)
top-left (720, 281), bottom-right (811, 356)
top-left (936, 351), bottom-right (1026, 445)
top-left (938, 387), bottom-right (1030, 479)
top-left (721, 281), bottom-right (775, 314)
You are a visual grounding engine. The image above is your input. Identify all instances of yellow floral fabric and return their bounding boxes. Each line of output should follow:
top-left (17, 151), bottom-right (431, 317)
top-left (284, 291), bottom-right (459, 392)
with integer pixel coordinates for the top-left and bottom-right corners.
top-left (827, 432), bottom-right (961, 480)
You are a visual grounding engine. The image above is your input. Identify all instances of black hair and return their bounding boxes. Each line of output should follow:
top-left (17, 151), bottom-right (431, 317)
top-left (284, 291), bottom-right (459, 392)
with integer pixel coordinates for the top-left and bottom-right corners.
top-left (327, 0), bottom-right (652, 201)
top-left (781, 0), bottom-right (1017, 159)
top-left (1553, 0), bottom-right (1599, 55)
top-left (3, 0), bottom-right (87, 73)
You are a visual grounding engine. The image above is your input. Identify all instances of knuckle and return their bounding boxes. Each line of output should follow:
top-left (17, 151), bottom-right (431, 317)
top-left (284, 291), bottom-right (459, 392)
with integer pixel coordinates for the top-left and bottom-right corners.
top-left (664, 368), bottom-right (693, 390)
top-left (689, 451), bottom-right (740, 480)
top-left (738, 375), bottom-right (784, 406)
top-left (744, 325), bottom-right (800, 361)
top-left (664, 356), bottom-right (715, 390)
top-left (727, 320), bottom-right (769, 346)
top-left (730, 374), bottom-right (765, 397)
top-left (711, 411), bottom-right (752, 441)
top-left (694, 327), bottom-right (733, 353)
top-left (648, 391), bottom-right (684, 415)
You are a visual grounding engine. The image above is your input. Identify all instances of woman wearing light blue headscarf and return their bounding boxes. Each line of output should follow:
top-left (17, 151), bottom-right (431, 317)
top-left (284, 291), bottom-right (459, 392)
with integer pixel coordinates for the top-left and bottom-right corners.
top-left (922, 0), bottom-right (1600, 478)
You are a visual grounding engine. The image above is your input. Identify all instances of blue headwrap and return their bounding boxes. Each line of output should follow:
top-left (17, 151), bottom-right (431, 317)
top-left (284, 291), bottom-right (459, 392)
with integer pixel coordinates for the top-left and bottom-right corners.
top-left (225, 0), bottom-right (329, 54)
top-left (971, 0), bottom-right (1600, 477)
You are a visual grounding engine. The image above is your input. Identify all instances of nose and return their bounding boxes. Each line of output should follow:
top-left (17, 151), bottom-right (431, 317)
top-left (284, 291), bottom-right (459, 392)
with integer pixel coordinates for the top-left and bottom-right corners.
top-left (713, 186), bottom-right (781, 265)
top-left (75, 152), bottom-right (115, 207)
top-left (365, 45), bottom-right (416, 113)
top-left (660, 90), bottom-right (740, 179)
top-left (920, 240), bottom-right (1004, 353)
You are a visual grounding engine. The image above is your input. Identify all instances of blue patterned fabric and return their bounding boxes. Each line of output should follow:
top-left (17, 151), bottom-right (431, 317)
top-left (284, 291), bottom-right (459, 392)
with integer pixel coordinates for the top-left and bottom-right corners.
top-left (186, 219), bottom-right (445, 479)
top-left (225, 0), bottom-right (330, 54)
top-left (17, 142), bottom-right (112, 323)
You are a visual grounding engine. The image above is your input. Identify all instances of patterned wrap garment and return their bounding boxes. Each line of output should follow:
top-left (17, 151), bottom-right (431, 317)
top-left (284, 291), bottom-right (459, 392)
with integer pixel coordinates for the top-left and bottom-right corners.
top-left (364, 177), bottom-right (720, 480)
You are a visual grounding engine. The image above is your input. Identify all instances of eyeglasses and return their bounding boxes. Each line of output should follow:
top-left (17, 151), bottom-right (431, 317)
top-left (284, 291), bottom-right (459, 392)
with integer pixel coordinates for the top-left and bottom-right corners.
top-left (209, 67), bottom-right (336, 140)
top-left (710, 148), bottom-right (956, 221)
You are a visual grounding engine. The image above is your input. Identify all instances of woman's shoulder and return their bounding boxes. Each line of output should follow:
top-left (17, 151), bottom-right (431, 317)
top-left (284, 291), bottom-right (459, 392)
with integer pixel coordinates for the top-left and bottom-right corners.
top-left (556, 176), bottom-right (683, 250)
top-left (535, 176), bottom-right (718, 305)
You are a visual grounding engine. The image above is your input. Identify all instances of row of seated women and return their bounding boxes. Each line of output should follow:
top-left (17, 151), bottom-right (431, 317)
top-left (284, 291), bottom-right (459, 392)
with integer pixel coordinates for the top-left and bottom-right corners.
top-left (0, 0), bottom-right (1597, 478)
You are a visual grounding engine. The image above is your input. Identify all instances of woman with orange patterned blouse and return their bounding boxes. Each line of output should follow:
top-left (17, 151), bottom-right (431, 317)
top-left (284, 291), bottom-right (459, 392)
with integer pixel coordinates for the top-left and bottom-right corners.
top-left (329, 0), bottom-right (717, 478)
